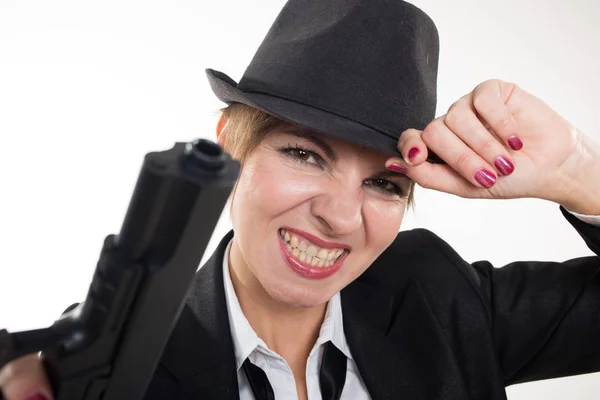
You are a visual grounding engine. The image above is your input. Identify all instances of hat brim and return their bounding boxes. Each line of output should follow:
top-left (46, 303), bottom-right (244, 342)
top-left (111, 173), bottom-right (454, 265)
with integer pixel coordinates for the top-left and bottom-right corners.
top-left (206, 68), bottom-right (443, 163)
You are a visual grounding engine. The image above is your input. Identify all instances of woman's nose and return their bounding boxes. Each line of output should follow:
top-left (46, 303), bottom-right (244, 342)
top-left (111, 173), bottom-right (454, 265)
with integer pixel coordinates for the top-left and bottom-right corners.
top-left (310, 184), bottom-right (363, 237)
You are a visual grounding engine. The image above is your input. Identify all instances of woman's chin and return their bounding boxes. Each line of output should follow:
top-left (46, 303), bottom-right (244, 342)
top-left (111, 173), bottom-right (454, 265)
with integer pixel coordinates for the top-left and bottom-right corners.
top-left (265, 281), bottom-right (333, 309)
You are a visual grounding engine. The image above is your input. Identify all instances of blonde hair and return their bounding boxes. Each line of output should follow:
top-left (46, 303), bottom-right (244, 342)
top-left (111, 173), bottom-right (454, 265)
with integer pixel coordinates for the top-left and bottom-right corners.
top-left (218, 102), bottom-right (415, 210)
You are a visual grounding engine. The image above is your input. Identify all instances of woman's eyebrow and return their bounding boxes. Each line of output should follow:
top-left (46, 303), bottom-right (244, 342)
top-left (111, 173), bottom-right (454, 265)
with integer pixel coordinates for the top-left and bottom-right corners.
top-left (374, 170), bottom-right (414, 183)
top-left (282, 128), bottom-right (338, 162)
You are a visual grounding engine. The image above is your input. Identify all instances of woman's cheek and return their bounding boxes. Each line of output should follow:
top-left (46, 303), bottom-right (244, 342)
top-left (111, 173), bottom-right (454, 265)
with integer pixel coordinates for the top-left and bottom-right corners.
top-left (256, 164), bottom-right (322, 202)
top-left (364, 198), bottom-right (405, 244)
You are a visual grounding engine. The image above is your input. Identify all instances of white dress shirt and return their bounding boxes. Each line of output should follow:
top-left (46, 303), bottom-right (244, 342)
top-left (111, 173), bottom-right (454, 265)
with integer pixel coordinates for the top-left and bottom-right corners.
top-left (222, 211), bottom-right (600, 400)
top-left (222, 239), bottom-right (372, 400)
top-left (567, 209), bottom-right (600, 226)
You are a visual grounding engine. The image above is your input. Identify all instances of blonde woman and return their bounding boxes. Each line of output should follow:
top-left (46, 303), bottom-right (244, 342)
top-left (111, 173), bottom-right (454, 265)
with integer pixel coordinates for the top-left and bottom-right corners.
top-left (2, 0), bottom-right (600, 399)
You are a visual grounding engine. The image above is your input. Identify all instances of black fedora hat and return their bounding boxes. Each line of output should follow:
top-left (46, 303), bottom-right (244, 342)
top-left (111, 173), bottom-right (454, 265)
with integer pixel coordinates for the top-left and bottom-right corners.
top-left (206, 0), bottom-right (443, 163)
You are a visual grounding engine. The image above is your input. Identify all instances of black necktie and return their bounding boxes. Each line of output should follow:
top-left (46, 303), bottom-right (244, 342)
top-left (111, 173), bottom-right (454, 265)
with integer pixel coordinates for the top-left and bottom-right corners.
top-left (242, 340), bottom-right (347, 400)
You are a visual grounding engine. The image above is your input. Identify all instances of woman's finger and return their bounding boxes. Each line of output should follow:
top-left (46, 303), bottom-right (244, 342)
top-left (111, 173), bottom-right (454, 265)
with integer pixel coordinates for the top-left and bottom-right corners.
top-left (394, 161), bottom-right (494, 199)
top-left (0, 354), bottom-right (53, 400)
top-left (385, 151), bottom-right (498, 198)
top-left (421, 116), bottom-right (498, 189)
top-left (397, 128), bottom-right (428, 166)
top-left (472, 80), bottom-right (523, 151)
top-left (444, 97), bottom-right (516, 176)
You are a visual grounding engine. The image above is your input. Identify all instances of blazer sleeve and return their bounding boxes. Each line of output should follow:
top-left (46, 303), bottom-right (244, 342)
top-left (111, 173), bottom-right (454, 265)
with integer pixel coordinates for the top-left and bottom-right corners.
top-left (469, 206), bottom-right (600, 386)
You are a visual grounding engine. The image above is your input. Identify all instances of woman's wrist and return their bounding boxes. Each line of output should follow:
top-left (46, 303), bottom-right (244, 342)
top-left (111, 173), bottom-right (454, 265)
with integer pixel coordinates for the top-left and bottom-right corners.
top-left (552, 133), bottom-right (600, 215)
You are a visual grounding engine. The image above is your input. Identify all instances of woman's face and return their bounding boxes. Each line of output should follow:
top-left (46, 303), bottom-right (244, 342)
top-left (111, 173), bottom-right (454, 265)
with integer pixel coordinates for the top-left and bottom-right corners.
top-left (228, 125), bottom-right (411, 308)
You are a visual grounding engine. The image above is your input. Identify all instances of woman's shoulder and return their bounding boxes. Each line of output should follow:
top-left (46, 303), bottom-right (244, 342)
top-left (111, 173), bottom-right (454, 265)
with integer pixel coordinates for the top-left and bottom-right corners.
top-left (374, 227), bottom-right (461, 267)
top-left (361, 228), bottom-right (482, 292)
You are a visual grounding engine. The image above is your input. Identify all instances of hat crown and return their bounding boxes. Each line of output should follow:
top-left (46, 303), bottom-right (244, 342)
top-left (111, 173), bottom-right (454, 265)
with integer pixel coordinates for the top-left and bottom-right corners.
top-left (238, 0), bottom-right (439, 134)
top-left (206, 0), bottom-right (441, 159)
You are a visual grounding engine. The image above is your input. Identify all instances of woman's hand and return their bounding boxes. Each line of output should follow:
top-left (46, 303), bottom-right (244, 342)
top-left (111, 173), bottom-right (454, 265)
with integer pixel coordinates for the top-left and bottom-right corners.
top-left (386, 79), bottom-right (600, 215)
top-left (0, 354), bottom-right (53, 400)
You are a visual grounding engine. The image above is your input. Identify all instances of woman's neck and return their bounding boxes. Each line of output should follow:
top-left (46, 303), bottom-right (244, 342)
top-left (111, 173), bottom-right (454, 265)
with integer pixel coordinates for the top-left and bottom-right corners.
top-left (228, 243), bottom-right (327, 365)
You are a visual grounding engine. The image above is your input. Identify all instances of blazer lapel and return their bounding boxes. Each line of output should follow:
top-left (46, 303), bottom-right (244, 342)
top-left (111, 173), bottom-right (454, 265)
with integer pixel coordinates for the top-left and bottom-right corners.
top-left (159, 230), bottom-right (239, 400)
top-left (158, 229), bottom-right (470, 399)
top-left (342, 276), bottom-right (468, 400)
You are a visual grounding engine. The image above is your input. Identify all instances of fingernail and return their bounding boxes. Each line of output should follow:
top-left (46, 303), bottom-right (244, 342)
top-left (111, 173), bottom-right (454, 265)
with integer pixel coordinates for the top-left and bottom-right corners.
top-left (387, 163), bottom-right (408, 174)
top-left (26, 393), bottom-right (50, 400)
top-left (408, 147), bottom-right (420, 162)
top-left (508, 136), bottom-right (523, 151)
top-left (474, 169), bottom-right (496, 188)
top-left (494, 156), bottom-right (515, 176)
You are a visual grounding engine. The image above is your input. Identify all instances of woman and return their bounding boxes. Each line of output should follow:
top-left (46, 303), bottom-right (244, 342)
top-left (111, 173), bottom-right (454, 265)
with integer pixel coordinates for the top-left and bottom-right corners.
top-left (2, 0), bottom-right (600, 399)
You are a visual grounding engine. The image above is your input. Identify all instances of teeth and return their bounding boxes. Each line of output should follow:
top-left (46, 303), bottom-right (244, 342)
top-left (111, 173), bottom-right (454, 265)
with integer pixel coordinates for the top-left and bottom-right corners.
top-left (290, 235), bottom-right (299, 248)
top-left (279, 228), bottom-right (348, 268)
top-left (317, 248), bottom-right (328, 260)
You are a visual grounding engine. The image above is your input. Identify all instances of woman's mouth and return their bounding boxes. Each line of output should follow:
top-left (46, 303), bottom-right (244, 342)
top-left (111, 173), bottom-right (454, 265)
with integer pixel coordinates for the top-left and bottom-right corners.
top-left (277, 228), bottom-right (349, 279)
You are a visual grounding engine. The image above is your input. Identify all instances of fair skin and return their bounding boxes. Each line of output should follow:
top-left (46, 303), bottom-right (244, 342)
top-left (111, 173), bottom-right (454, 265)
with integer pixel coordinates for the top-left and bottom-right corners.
top-left (222, 126), bottom-right (411, 399)
top-left (1, 79), bottom-right (599, 400)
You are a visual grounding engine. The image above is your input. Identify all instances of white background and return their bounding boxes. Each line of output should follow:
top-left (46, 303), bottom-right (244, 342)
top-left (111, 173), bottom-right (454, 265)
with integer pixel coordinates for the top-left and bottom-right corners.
top-left (0, 0), bottom-right (599, 398)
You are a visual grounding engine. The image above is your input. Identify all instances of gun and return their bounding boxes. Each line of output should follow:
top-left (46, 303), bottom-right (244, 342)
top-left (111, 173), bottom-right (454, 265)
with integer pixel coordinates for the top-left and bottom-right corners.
top-left (0, 138), bottom-right (240, 399)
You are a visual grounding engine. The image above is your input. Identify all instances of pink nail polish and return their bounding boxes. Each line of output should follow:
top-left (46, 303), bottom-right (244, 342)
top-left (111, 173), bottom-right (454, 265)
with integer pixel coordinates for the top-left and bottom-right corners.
top-left (408, 147), bottom-right (420, 162)
top-left (508, 136), bottom-right (523, 151)
top-left (25, 393), bottom-right (50, 400)
top-left (474, 169), bottom-right (496, 188)
top-left (494, 156), bottom-right (514, 176)
top-left (387, 163), bottom-right (408, 174)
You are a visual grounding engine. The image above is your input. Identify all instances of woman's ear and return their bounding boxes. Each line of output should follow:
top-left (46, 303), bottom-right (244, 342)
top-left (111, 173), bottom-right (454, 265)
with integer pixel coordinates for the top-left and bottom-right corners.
top-left (216, 113), bottom-right (228, 148)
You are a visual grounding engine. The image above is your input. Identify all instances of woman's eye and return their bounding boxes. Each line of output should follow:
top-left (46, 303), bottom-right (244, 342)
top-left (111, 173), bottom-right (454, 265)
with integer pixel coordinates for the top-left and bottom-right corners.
top-left (281, 146), bottom-right (321, 166)
top-left (365, 178), bottom-right (404, 196)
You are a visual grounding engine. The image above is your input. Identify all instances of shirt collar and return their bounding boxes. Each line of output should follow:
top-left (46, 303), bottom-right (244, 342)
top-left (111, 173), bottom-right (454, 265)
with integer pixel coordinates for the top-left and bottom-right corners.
top-left (323, 288), bottom-right (354, 361)
top-left (222, 238), bottom-right (263, 370)
top-left (222, 238), bottom-right (354, 371)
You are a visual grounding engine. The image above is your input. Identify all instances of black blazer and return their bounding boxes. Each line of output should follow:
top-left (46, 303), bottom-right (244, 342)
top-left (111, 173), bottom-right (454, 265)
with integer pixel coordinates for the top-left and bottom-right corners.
top-left (145, 207), bottom-right (600, 400)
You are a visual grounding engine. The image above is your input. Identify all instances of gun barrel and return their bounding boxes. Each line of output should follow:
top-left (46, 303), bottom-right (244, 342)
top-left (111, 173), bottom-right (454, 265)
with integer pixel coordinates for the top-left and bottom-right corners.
top-left (41, 139), bottom-right (239, 400)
